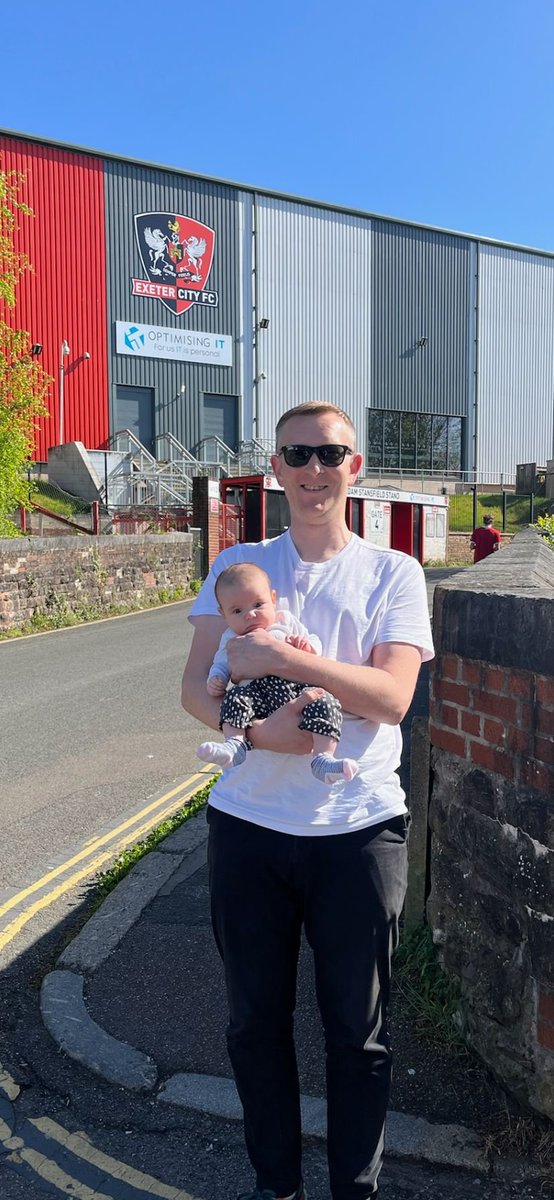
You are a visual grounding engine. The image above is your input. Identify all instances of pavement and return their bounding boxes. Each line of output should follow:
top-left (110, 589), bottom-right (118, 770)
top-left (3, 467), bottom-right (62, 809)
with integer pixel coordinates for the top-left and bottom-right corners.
top-left (37, 799), bottom-right (542, 1188)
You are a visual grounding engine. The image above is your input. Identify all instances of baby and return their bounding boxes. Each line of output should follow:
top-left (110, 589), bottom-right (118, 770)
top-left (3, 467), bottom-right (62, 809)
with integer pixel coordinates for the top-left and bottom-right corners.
top-left (197, 562), bottom-right (358, 785)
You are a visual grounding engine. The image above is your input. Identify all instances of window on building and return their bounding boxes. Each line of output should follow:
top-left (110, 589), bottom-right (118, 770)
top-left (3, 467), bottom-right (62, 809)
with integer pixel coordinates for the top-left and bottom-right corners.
top-left (417, 414), bottom-right (432, 471)
top-left (367, 410), bottom-right (463, 475)
top-left (432, 415), bottom-right (448, 472)
top-left (400, 413), bottom-right (417, 470)
top-left (383, 412), bottom-right (400, 470)
top-left (367, 410), bottom-right (384, 469)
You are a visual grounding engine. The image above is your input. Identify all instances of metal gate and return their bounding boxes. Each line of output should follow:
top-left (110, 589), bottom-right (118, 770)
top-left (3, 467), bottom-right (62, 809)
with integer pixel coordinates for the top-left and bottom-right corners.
top-left (219, 503), bottom-right (242, 549)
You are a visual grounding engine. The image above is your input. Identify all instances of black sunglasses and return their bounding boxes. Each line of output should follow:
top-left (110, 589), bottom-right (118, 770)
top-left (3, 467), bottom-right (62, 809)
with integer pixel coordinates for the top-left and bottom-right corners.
top-left (278, 444), bottom-right (354, 468)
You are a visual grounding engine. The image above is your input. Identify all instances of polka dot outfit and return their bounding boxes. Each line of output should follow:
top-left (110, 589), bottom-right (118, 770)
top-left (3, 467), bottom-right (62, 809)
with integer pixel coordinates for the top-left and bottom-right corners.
top-left (220, 676), bottom-right (342, 742)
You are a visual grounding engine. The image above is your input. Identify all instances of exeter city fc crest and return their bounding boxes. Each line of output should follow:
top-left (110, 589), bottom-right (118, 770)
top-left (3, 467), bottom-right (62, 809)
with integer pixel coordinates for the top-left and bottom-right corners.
top-left (132, 212), bottom-right (218, 316)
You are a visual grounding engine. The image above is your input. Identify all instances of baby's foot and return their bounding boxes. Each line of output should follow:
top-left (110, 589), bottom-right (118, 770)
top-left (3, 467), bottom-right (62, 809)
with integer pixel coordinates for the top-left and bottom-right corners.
top-left (197, 737), bottom-right (248, 769)
top-left (311, 754), bottom-right (359, 785)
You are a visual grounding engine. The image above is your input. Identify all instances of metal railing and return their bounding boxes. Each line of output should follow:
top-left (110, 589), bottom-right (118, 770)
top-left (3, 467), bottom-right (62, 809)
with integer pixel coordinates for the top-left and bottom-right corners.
top-left (235, 438), bottom-right (274, 475)
top-left (108, 429), bottom-right (158, 470)
top-left (102, 430), bottom-right (526, 510)
top-left (102, 429), bottom-right (194, 507)
top-left (363, 466), bottom-right (517, 489)
top-left (193, 435), bottom-right (236, 477)
top-left (103, 459), bottom-right (190, 508)
top-left (155, 432), bottom-right (203, 478)
top-left (111, 507), bottom-right (193, 535)
top-left (191, 435), bottom-right (274, 479)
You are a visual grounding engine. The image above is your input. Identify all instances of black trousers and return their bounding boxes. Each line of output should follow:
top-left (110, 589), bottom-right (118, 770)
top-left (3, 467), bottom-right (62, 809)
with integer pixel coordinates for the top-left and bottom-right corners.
top-left (207, 805), bottom-right (409, 1200)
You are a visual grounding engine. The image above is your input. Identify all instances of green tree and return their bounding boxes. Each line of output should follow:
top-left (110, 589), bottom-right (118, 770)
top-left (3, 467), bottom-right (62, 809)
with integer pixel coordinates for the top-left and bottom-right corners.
top-left (0, 167), bottom-right (50, 536)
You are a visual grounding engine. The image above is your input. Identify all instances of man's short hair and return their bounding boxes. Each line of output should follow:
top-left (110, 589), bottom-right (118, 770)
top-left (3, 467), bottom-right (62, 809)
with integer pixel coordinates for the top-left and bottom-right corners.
top-left (275, 402), bottom-right (356, 450)
top-left (214, 562), bottom-right (272, 605)
top-left (483, 514), bottom-right (494, 526)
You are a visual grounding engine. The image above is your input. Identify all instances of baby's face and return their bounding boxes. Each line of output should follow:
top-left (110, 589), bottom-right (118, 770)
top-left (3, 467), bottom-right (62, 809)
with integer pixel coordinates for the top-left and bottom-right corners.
top-left (218, 578), bottom-right (277, 635)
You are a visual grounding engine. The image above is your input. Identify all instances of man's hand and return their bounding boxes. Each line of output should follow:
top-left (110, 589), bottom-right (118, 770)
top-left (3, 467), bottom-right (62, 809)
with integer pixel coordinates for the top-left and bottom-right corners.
top-left (226, 628), bottom-right (288, 681)
top-left (207, 676), bottom-right (227, 698)
top-left (248, 689), bottom-right (324, 755)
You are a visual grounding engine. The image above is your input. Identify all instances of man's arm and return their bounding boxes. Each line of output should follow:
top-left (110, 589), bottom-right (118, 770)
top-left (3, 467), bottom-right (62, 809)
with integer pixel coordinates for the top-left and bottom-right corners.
top-left (181, 615), bottom-right (228, 731)
top-left (182, 615), bottom-right (323, 754)
top-left (225, 633), bottom-right (423, 725)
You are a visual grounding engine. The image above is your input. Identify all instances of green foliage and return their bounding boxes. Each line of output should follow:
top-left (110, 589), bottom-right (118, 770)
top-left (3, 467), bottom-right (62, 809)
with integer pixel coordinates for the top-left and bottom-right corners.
top-left (448, 492), bottom-right (550, 533)
top-left (394, 923), bottom-right (466, 1054)
top-left (0, 582), bottom-right (197, 639)
top-left (93, 776), bottom-right (218, 902)
top-left (157, 584), bottom-right (184, 603)
top-left (33, 479), bottom-right (90, 518)
top-left (535, 514), bottom-right (554, 547)
top-left (0, 168), bottom-right (51, 534)
top-left (89, 546), bottom-right (107, 588)
top-left (189, 578), bottom-right (202, 594)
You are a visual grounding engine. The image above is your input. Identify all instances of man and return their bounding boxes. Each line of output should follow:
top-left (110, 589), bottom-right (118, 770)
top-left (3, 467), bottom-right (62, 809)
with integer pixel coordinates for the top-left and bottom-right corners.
top-left (182, 402), bottom-right (434, 1200)
top-left (470, 513), bottom-right (501, 563)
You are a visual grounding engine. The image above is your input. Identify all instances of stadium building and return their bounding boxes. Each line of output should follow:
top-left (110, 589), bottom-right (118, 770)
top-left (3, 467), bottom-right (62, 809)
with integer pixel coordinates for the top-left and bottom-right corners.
top-left (2, 127), bottom-right (553, 484)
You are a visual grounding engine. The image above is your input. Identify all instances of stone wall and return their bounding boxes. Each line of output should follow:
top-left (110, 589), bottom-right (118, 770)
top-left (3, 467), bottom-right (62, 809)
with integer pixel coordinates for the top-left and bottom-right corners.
top-left (428, 528), bottom-right (554, 1119)
top-left (0, 533), bottom-right (194, 632)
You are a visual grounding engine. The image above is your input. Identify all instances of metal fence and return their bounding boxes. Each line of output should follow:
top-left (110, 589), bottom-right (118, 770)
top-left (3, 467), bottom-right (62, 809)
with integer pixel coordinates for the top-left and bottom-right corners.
top-left (448, 489), bottom-right (551, 533)
top-left (111, 508), bottom-right (193, 535)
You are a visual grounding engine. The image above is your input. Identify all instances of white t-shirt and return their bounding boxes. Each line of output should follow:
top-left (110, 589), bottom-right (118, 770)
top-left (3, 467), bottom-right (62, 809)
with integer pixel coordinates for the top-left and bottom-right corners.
top-left (189, 531), bottom-right (434, 836)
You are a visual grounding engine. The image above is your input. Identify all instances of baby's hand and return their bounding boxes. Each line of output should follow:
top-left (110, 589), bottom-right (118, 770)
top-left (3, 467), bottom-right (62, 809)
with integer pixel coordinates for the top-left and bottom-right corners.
top-left (286, 634), bottom-right (317, 654)
top-left (207, 676), bottom-right (227, 698)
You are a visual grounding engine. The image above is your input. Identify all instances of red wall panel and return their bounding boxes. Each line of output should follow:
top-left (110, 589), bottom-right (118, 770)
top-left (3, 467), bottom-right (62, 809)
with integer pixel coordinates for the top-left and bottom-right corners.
top-left (0, 136), bottom-right (108, 460)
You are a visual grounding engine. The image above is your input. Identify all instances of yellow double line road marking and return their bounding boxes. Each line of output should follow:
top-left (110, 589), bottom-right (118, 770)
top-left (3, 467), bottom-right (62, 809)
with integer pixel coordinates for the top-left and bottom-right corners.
top-left (1, 1065), bottom-right (197, 1198)
top-left (0, 768), bottom-right (213, 953)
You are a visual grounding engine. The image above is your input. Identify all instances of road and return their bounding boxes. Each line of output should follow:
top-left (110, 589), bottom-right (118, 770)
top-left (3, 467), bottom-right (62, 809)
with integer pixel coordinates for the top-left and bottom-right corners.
top-left (0, 602), bottom-right (202, 903)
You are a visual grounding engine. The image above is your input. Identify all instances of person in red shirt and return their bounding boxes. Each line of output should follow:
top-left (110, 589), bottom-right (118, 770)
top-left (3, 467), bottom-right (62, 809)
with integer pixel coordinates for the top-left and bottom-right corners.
top-left (470, 514), bottom-right (501, 563)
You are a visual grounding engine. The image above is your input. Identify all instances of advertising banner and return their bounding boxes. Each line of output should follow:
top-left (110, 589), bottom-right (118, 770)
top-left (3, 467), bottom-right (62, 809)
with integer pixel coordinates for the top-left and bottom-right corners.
top-left (116, 321), bottom-right (232, 366)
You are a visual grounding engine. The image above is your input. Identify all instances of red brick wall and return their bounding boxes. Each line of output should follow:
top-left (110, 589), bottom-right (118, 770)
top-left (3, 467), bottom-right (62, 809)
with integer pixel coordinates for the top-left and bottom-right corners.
top-left (430, 656), bottom-right (554, 795)
top-left (192, 477), bottom-right (221, 575)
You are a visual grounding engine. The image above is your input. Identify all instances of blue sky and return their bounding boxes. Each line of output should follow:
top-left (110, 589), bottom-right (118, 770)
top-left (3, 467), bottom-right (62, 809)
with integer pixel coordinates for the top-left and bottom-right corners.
top-left (2, 0), bottom-right (553, 249)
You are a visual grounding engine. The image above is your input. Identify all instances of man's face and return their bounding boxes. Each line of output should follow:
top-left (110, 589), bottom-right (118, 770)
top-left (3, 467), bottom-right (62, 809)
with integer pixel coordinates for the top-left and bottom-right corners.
top-left (271, 412), bottom-right (362, 524)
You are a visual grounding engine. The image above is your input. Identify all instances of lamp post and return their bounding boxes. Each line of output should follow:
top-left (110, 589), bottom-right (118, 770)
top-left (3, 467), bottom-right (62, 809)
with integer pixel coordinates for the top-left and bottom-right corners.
top-left (59, 340), bottom-right (70, 444)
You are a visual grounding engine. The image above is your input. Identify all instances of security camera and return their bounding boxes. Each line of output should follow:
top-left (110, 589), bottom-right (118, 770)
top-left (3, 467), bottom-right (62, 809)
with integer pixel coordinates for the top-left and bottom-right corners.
top-left (84, 352), bottom-right (91, 360)
top-left (30, 343), bottom-right (43, 356)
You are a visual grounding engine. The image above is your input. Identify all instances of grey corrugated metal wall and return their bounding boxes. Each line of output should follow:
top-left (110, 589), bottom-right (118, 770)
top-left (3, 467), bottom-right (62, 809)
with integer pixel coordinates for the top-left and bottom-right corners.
top-left (371, 221), bottom-right (471, 418)
top-left (102, 151), bottom-right (554, 477)
top-left (477, 245), bottom-right (554, 478)
top-left (253, 198), bottom-right (372, 445)
top-left (104, 162), bottom-right (243, 451)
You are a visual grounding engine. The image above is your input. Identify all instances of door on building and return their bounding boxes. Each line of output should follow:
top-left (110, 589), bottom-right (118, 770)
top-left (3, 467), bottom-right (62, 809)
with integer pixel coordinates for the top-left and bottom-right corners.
top-left (115, 385), bottom-right (155, 454)
top-left (202, 394), bottom-right (239, 451)
top-left (391, 502), bottom-right (422, 559)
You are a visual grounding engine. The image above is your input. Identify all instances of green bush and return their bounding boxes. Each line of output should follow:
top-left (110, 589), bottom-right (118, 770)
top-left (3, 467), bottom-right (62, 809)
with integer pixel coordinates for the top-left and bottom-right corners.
top-left (536, 514), bottom-right (554, 547)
